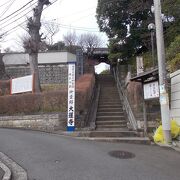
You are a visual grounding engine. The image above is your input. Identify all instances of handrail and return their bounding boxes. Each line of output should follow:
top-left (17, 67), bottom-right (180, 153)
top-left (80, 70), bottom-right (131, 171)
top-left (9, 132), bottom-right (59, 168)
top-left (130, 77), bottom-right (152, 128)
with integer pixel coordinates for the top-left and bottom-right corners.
top-left (113, 68), bottom-right (137, 130)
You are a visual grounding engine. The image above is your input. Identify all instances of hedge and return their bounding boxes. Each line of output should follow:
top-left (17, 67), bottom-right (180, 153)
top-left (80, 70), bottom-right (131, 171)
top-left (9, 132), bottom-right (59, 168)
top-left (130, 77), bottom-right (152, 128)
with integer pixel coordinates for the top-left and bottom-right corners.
top-left (0, 80), bottom-right (10, 96)
top-left (0, 73), bottom-right (95, 115)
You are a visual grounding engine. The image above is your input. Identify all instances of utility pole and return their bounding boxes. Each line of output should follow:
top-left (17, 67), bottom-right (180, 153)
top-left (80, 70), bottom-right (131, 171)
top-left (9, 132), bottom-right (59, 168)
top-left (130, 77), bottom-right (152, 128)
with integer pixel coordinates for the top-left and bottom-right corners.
top-left (153, 0), bottom-right (172, 144)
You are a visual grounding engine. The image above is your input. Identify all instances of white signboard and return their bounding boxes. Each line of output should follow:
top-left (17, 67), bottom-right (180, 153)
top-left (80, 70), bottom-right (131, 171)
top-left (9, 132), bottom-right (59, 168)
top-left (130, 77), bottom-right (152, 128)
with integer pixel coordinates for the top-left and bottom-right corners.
top-left (67, 62), bottom-right (76, 131)
top-left (11, 75), bottom-right (34, 94)
top-left (143, 81), bottom-right (159, 100)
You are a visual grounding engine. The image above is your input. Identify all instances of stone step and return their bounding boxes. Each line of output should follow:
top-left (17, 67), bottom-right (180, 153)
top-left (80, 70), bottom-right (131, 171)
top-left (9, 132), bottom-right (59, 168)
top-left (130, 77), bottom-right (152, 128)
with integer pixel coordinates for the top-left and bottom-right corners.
top-left (95, 127), bottom-right (128, 131)
top-left (98, 101), bottom-right (121, 104)
top-left (100, 91), bottom-right (118, 93)
top-left (98, 102), bottom-right (121, 105)
top-left (99, 97), bottom-right (120, 100)
top-left (99, 97), bottom-right (120, 99)
top-left (96, 124), bottom-right (127, 129)
top-left (100, 89), bottom-right (117, 91)
top-left (88, 131), bottom-right (137, 137)
top-left (77, 137), bottom-right (150, 145)
top-left (98, 108), bottom-right (123, 112)
top-left (98, 105), bottom-right (122, 108)
top-left (96, 120), bottom-right (126, 125)
top-left (99, 97), bottom-right (121, 103)
top-left (99, 96), bottom-right (119, 98)
top-left (96, 116), bottom-right (125, 121)
top-left (97, 112), bottom-right (124, 116)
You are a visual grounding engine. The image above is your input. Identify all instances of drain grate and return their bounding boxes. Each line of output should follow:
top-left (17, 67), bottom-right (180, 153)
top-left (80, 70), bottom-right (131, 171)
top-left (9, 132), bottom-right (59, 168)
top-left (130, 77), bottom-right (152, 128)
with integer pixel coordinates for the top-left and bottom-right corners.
top-left (108, 150), bottom-right (135, 159)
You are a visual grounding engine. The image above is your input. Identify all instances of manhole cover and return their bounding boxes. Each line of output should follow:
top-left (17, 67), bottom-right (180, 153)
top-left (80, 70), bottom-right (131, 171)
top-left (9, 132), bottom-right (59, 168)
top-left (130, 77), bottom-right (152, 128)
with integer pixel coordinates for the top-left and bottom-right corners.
top-left (108, 150), bottom-right (135, 159)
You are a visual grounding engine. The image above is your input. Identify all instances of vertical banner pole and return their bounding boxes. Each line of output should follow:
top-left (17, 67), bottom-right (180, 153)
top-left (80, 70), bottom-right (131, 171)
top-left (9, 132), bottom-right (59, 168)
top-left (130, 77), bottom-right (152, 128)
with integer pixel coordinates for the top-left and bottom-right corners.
top-left (67, 62), bottom-right (76, 132)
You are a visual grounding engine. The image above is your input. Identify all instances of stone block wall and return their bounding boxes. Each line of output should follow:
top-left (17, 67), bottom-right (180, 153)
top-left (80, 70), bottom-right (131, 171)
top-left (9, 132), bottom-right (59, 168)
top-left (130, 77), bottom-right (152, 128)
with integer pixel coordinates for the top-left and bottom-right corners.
top-left (5, 66), bottom-right (31, 78)
top-left (4, 64), bottom-right (68, 84)
top-left (0, 113), bottom-right (67, 131)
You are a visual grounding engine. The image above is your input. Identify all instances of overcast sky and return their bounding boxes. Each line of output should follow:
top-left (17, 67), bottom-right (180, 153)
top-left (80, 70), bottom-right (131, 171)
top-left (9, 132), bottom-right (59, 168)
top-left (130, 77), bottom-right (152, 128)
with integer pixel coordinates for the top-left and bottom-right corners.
top-left (0, 0), bottom-right (108, 51)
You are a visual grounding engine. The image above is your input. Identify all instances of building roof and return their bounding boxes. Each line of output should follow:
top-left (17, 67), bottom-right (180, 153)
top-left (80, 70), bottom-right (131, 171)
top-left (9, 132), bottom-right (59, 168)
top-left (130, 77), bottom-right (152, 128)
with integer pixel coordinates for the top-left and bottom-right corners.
top-left (131, 68), bottom-right (158, 83)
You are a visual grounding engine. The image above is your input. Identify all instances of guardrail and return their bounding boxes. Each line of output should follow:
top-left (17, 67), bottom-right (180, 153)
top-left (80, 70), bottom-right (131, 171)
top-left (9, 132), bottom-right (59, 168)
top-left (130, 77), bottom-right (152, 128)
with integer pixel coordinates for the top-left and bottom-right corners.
top-left (113, 68), bottom-right (138, 131)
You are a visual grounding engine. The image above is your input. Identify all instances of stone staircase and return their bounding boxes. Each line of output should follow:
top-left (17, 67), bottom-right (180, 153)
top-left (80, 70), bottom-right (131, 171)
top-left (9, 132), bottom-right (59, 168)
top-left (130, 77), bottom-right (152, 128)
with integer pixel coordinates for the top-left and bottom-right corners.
top-left (96, 74), bottom-right (127, 131)
top-left (58, 74), bottom-right (150, 144)
top-left (84, 74), bottom-right (149, 144)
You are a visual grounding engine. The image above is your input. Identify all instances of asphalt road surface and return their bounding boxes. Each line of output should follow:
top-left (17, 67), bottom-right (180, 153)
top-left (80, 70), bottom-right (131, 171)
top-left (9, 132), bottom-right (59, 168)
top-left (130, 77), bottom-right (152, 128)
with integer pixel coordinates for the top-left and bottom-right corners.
top-left (0, 128), bottom-right (180, 180)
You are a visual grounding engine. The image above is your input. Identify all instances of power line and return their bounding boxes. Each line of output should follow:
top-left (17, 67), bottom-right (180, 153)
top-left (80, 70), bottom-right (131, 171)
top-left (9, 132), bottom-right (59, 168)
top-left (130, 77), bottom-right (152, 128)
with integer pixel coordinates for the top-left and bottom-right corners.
top-left (0, 0), bottom-right (36, 22)
top-left (42, 21), bottom-right (99, 32)
top-left (0, 8), bottom-right (34, 30)
top-left (0, 1), bottom-right (37, 27)
top-left (0, 0), bottom-right (12, 8)
top-left (2, 0), bottom-right (59, 36)
top-left (0, 0), bottom-right (17, 18)
top-left (2, 0), bottom-right (102, 37)
top-left (42, 20), bottom-right (97, 30)
top-left (0, 2), bottom-right (39, 29)
top-left (55, 25), bottom-right (99, 32)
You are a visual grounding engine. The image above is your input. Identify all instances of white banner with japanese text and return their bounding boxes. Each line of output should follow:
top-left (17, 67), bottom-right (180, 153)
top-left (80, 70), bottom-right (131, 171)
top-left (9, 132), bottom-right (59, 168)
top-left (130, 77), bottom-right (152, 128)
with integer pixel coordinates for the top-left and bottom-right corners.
top-left (67, 62), bottom-right (76, 131)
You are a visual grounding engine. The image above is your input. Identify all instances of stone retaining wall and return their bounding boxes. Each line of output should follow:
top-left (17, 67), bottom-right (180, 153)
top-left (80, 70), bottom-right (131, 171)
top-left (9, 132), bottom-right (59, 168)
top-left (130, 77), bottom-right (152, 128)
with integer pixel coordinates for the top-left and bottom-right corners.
top-left (0, 113), bottom-right (67, 131)
top-left (4, 64), bottom-right (68, 84)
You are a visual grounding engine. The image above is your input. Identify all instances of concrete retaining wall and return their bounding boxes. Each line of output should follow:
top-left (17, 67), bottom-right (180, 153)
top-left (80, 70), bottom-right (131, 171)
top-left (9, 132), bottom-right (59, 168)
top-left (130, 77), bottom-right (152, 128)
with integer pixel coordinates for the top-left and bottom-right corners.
top-left (0, 113), bottom-right (67, 131)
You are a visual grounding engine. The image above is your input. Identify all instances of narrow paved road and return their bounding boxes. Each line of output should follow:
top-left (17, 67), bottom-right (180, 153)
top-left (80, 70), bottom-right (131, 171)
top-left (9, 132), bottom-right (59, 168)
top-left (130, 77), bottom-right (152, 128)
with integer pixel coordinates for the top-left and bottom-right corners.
top-left (0, 128), bottom-right (180, 180)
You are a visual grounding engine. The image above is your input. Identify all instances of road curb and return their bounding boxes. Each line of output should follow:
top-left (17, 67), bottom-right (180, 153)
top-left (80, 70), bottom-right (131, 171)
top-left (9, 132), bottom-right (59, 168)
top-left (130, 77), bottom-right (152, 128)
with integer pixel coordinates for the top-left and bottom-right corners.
top-left (155, 142), bottom-right (180, 153)
top-left (0, 160), bottom-right (11, 180)
top-left (0, 152), bottom-right (28, 180)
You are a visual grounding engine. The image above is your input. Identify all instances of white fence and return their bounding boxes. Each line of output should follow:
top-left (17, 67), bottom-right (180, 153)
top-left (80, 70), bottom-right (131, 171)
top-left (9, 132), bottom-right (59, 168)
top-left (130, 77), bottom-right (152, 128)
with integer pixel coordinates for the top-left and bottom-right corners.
top-left (170, 69), bottom-right (180, 125)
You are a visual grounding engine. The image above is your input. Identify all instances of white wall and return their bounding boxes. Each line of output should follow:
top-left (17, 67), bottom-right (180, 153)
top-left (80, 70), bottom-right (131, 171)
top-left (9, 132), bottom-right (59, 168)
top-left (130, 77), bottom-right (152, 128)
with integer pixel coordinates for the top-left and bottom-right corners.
top-left (3, 53), bottom-right (29, 65)
top-left (170, 69), bottom-right (180, 125)
top-left (3, 52), bottom-right (76, 65)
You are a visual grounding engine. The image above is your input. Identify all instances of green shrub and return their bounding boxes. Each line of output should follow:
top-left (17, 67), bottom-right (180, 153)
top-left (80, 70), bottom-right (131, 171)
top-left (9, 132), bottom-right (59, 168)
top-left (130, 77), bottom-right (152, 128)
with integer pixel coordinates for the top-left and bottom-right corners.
top-left (166, 35), bottom-right (180, 72)
top-left (0, 73), bottom-right (95, 115)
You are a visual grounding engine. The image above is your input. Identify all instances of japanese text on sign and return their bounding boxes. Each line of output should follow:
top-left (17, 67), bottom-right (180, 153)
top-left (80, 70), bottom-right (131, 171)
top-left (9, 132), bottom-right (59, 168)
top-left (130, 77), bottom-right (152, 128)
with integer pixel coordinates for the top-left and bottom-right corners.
top-left (143, 81), bottom-right (159, 100)
top-left (67, 63), bottom-right (76, 131)
top-left (11, 75), bottom-right (34, 94)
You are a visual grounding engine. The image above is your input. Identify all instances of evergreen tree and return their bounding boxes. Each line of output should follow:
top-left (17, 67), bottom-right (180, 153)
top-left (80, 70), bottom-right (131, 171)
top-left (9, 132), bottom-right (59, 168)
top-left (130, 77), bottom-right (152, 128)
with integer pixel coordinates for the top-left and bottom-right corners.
top-left (96, 0), bottom-right (153, 62)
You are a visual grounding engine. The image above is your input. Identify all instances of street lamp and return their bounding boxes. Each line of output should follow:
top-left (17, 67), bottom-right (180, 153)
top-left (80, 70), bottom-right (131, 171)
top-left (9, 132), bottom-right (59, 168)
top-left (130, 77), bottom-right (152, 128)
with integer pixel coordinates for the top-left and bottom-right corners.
top-left (148, 23), bottom-right (155, 68)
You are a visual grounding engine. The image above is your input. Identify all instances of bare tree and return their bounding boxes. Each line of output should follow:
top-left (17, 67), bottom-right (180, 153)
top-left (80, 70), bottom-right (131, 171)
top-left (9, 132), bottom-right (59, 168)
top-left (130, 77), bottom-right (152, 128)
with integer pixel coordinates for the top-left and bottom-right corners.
top-left (43, 20), bottom-right (59, 45)
top-left (27, 0), bottom-right (50, 93)
top-left (77, 33), bottom-right (102, 55)
top-left (63, 31), bottom-right (78, 53)
top-left (63, 31), bottom-right (77, 46)
top-left (20, 33), bottom-right (47, 52)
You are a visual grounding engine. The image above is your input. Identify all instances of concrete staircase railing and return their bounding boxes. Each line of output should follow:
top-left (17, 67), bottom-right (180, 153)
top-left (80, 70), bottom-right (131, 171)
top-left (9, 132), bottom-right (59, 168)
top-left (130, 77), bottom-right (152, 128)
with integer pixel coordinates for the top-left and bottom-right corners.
top-left (113, 68), bottom-right (138, 131)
